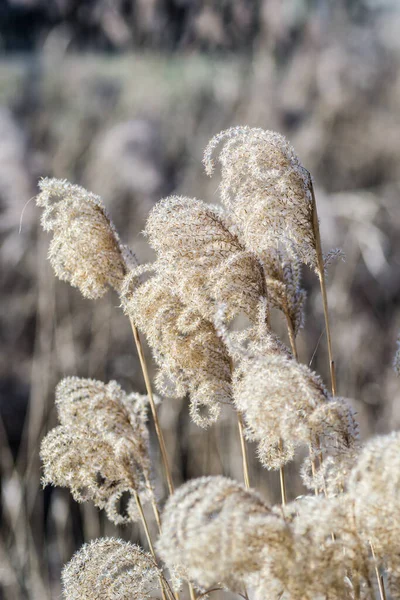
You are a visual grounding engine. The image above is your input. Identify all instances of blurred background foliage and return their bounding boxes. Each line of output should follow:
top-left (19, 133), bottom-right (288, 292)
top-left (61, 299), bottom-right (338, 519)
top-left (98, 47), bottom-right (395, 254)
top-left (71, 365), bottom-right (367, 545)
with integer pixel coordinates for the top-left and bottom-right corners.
top-left (2, 0), bottom-right (400, 598)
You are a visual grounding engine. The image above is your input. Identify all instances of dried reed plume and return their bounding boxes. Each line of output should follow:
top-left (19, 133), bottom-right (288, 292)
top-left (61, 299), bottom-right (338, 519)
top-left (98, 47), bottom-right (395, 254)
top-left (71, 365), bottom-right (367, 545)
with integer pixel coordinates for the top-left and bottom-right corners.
top-left (349, 431), bottom-right (400, 587)
top-left (263, 247), bottom-right (307, 341)
top-left (233, 353), bottom-right (329, 469)
top-left (125, 274), bottom-right (231, 427)
top-left (203, 126), bottom-right (316, 269)
top-left (258, 495), bottom-right (373, 600)
top-left (158, 476), bottom-right (288, 592)
top-left (41, 377), bottom-right (153, 524)
top-left (145, 195), bottom-right (266, 322)
top-left (204, 126), bottom-right (337, 394)
top-left (62, 538), bottom-right (162, 600)
top-left (36, 178), bottom-right (136, 299)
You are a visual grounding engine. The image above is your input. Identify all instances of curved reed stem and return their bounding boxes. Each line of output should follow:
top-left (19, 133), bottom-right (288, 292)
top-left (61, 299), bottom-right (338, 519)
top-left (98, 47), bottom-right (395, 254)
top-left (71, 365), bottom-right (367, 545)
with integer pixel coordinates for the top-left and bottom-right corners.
top-left (131, 319), bottom-right (196, 600)
top-left (130, 318), bottom-right (175, 495)
top-left (370, 541), bottom-right (387, 600)
top-left (310, 181), bottom-right (337, 397)
top-left (133, 491), bottom-right (173, 600)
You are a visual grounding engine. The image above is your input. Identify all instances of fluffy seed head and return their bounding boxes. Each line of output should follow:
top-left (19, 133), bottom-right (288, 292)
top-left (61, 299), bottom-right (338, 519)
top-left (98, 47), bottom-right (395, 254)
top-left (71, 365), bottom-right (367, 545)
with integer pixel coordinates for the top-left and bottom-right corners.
top-left (145, 195), bottom-right (266, 322)
top-left (158, 476), bottom-right (288, 592)
top-left (259, 495), bottom-right (371, 600)
top-left (62, 538), bottom-right (161, 600)
top-left (263, 247), bottom-right (307, 336)
top-left (41, 377), bottom-right (152, 524)
top-left (203, 126), bottom-right (317, 270)
top-left (348, 431), bottom-right (400, 571)
top-left (36, 178), bottom-right (136, 299)
top-left (233, 353), bottom-right (329, 469)
top-left (125, 274), bottom-right (231, 427)
top-left (301, 398), bottom-right (359, 495)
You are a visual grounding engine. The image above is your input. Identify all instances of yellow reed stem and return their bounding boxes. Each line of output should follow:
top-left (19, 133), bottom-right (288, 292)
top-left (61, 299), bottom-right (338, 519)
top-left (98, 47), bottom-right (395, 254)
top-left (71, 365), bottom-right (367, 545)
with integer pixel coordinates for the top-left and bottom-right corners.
top-left (130, 318), bottom-right (174, 495)
top-left (131, 320), bottom-right (196, 600)
top-left (237, 412), bottom-right (251, 489)
top-left (133, 491), bottom-right (172, 600)
top-left (310, 181), bottom-right (337, 397)
top-left (370, 541), bottom-right (387, 600)
top-left (278, 438), bottom-right (287, 506)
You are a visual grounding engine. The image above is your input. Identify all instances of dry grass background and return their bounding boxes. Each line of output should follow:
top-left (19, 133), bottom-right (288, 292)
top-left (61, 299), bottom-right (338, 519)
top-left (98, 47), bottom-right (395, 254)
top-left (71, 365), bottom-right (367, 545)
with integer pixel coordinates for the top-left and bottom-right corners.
top-left (2, 2), bottom-right (400, 598)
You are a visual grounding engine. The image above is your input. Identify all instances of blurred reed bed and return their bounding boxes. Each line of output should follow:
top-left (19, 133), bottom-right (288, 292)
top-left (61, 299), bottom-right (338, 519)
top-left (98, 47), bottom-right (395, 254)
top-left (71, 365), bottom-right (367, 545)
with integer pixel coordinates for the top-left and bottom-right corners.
top-left (2, 13), bottom-right (400, 595)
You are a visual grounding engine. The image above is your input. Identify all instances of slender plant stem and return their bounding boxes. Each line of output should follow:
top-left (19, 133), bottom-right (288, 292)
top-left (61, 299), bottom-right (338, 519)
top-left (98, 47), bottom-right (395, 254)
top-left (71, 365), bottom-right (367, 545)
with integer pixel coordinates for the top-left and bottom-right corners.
top-left (284, 311), bottom-right (298, 361)
top-left (370, 541), bottom-right (387, 600)
top-left (237, 412), bottom-right (251, 489)
top-left (133, 491), bottom-right (172, 600)
top-left (144, 473), bottom-right (162, 531)
top-left (130, 318), bottom-right (175, 495)
top-left (278, 438), bottom-right (287, 506)
top-left (131, 320), bottom-right (196, 600)
top-left (310, 181), bottom-right (337, 397)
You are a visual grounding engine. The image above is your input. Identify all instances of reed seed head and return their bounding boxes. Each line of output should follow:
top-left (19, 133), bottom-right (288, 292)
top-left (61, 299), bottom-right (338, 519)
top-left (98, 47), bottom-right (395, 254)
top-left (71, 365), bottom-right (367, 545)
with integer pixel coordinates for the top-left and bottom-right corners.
top-left (203, 126), bottom-right (317, 270)
top-left (36, 178), bottom-right (137, 299)
top-left (233, 353), bottom-right (328, 469)
top-left (348, 431), bottom-right (400, 573)
top-left (145, 195), bottom-right (266, 323)
top-left (41, 377), bottom-right (152, 524)
top-left (157, 476), bottom-right (288, 592)
top-left (62, 538), bottom-right (161, 600)
top-left (125, 274), bottom-right (231, 427)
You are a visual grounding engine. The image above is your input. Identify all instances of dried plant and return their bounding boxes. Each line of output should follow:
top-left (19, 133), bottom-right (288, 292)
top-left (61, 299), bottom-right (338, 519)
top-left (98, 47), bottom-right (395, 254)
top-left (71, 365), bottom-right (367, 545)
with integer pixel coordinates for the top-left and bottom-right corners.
top-left (34, 126), bottom-right (398, 600)
top-left (124, 273), bottom-right (231, 427)
top-left (157, 476), bottom-right (288, 593)
top-left (204, 126), bottom-right (336, 394)
top-left (145, 195), bottom-right (266, 323)
top-left (263, 247), bottom-right (307, 343)
top-left (36, 178), bottom-right (137, 299)
top-left (348, 431), bottom-right (400, 584)
top-left (233, 352), bottom-right (329, 469)
top-left (41, 377), bottom-right (153, 524)
top-left (62, 538), bottom-right (162, 600)
top-left (259, 495), bottom-right (373, 600)
top-left (203, 126), bottom-right (316, 270)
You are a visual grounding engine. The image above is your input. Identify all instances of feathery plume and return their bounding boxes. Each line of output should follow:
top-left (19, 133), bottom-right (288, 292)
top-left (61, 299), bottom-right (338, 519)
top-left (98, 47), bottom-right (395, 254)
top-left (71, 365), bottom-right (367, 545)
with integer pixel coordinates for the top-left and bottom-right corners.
top-left (157, 476), bottom-right (288, 592)
top-left (125, 274), bottom-right (231, 427)
top-left (41, 377), bottom-right (152, 524)
top-left (258, 495), bottom-right (372, 600)
top-left (203, 126), bottom-right (317, 270)
top-left (36, 178), bottom-right (137, 299)
top-left (233, 353), bottom-right (328, 469)
top-left (301, 398), bottom-right (360, 495)
top-left (62, 538), bottom-right (161, 600)
top-left (263, 247), bottom-right (306, 337)
top-left (145, 195), bottom-right (266, 323)
top-left (349, 431), bottom-right (400, 578)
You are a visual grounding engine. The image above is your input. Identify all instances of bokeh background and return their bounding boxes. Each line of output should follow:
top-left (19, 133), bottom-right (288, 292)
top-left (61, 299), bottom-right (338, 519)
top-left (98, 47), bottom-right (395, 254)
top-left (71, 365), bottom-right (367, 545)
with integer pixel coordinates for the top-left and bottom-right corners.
top-left (2, 1), bottom-right (400, 598)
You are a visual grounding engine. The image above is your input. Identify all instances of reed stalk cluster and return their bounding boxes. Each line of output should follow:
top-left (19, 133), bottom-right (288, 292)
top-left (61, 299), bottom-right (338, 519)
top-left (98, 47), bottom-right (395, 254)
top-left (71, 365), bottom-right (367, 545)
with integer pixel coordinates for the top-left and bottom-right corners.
top-left (36, 127), bottom-right (398, 600)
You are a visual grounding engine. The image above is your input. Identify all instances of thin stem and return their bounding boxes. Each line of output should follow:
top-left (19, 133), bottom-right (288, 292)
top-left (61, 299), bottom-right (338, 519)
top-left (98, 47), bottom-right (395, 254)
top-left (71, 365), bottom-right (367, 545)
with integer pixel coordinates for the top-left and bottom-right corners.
top-left (130, 318), bottom-right (175, 495)
top-left (144, 473), bottom-right (162, 532)
top-left (310, 181), bottom-right (337, 397)
top-left (278, 439), bottom-right (287, 506)
top-left (284, 311), bottom-right (298, 361)
top-left (130, 323), bottom-right (195, 600)
top-left (237, 412), bottom-right (251, 489)
top-left (370, 541), bottom-right (387, 600)
top-left (134, 491), bottom-right (172, 600)
top-left (132, 321), bottom-right (195, 600)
